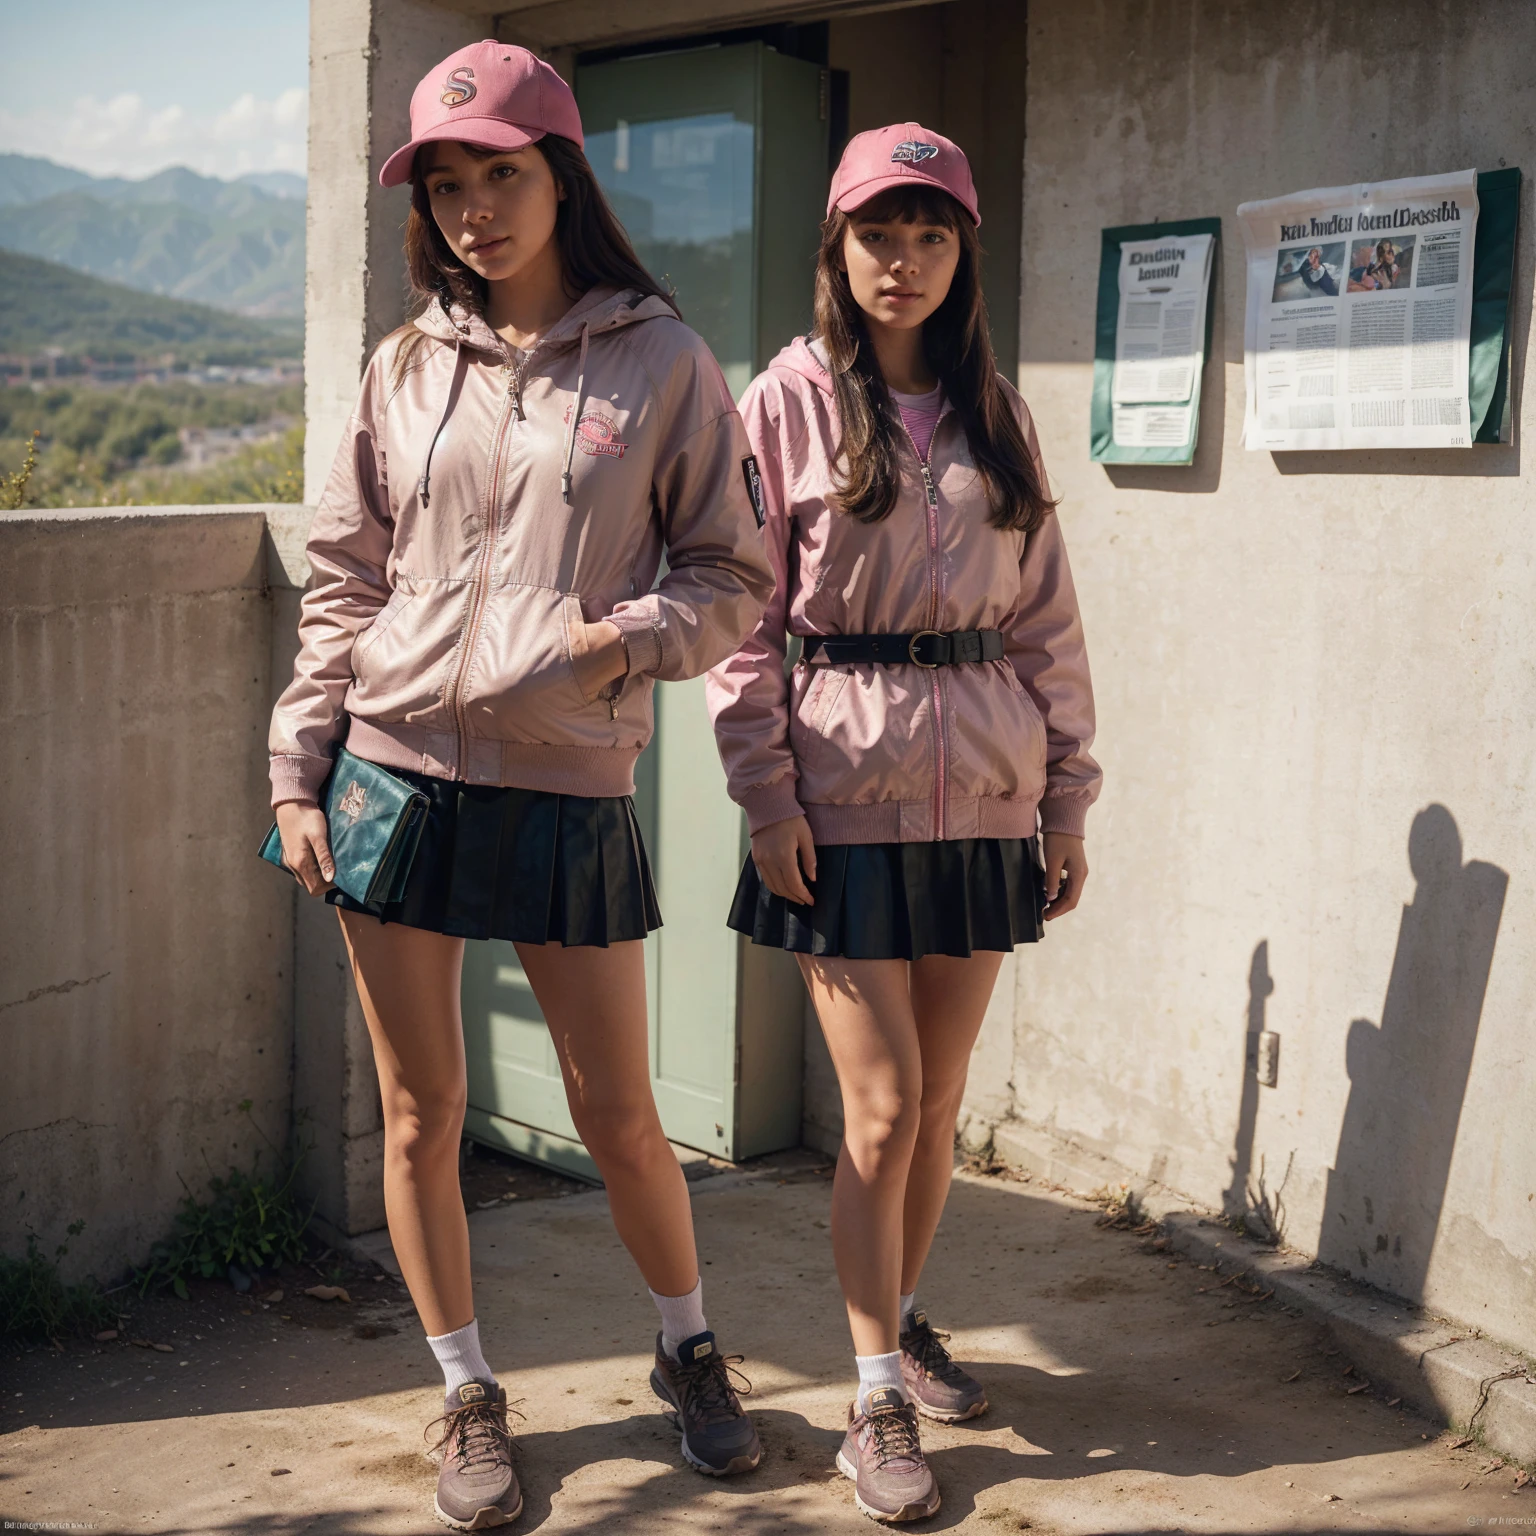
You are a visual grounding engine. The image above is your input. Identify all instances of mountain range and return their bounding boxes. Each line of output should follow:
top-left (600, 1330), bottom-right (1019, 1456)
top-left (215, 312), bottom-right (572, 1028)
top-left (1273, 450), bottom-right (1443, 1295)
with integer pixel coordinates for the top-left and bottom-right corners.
top-left (0, 154), bottom-right (306, 319)
top-left (0, 249), bottom-right (300, 366)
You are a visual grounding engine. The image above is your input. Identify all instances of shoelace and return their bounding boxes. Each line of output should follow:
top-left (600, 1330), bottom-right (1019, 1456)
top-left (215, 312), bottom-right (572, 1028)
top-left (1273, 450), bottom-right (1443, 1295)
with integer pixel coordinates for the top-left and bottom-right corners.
top-left (425, 1399), bottom-right (522, 1470)
top-left (867, 1402), bottom-right (924, 1467)
top-left (903, 1318), bottom-right (966, 1383)
top-left (675, 1350), bottom-right (753, 1425)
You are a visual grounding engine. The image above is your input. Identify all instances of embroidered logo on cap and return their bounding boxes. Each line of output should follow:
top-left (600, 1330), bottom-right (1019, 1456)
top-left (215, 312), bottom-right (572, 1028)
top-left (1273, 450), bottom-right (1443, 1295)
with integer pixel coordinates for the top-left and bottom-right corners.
top-left (441, 67), bottom-right (477, 107)
top-left (339, 781), bottom-right (368, 820)
top-left (891, 140), bottom-right (939, 164)
top-left (741, 455), bottom-right (767, 528)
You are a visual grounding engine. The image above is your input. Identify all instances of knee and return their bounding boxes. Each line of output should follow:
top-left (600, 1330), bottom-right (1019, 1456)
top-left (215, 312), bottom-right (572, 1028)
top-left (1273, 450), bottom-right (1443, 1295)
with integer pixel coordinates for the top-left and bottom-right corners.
top-left (382, 1081), bottom-right (467, 1162)
top-left (574, 1102), bottom-right (665, 1179)
top-left (916, 1076), bottom-right (969, 1143)
top-left (843, 1089), bottom-right (921, 1172)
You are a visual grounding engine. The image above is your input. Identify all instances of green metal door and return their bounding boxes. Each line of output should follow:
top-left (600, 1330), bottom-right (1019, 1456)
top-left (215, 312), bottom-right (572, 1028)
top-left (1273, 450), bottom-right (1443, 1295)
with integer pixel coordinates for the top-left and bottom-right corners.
top-left (461, 41), bottom-right (826, 1180)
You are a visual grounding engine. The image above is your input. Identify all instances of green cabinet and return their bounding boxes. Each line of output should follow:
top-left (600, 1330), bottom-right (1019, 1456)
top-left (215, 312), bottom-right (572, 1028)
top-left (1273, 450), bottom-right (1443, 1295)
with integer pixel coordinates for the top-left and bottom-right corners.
top-left (460, 42), bottom-right (827, 1180)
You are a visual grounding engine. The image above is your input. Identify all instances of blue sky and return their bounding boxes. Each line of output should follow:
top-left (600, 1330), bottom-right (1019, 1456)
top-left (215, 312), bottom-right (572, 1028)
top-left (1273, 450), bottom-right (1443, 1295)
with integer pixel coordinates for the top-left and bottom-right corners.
top-left (0, 0), bottom-right (310, 180)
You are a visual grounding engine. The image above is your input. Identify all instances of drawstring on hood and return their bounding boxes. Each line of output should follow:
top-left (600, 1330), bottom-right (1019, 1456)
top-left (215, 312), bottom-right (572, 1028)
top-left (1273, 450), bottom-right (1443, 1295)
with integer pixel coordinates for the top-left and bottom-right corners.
top-left (410, 290), bottom-right (670, 512)
top-left (560, 322), bottom-right (590, 504)
top-left (417, 337), bottom-right (467, 509)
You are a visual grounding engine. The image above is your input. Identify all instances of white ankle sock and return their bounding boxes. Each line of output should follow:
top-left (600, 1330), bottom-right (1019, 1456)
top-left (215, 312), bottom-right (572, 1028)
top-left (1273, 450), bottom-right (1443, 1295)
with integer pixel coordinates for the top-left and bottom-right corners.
top-left (856, 1350), bottom-right (907, 1414)
top-left (899, 1291), bottom-right (917, 1328)
top-left (649, 1277), bottom-right (707, 1359)
top-left (426, 1318), bottom-right (494, 1394)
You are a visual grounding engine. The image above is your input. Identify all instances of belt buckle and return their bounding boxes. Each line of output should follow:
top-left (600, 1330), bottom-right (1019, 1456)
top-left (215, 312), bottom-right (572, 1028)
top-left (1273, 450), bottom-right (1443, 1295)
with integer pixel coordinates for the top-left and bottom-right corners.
top-left (907, 629), bottom-right (944, 668)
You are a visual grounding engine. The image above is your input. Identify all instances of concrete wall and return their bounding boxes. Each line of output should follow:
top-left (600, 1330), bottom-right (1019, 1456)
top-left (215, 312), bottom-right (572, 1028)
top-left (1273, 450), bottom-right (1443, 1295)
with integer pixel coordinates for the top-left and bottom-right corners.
top-left (969, 0), bottom-right (1536, 1353)
top-left (0, 509), bottom-right (296, 1283)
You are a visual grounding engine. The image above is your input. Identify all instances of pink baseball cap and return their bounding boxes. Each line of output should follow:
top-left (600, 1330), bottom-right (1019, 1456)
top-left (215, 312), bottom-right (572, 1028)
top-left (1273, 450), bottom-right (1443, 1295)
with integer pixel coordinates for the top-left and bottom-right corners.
top-left (827, 123), bottom-right (980, 228)
top-left (379, 41), bottom-right (583, 189)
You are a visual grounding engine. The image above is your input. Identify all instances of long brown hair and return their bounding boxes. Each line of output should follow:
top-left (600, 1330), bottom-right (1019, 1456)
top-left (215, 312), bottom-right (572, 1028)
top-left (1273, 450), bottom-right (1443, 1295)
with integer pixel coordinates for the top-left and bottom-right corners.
top-left (391, 135), bottom-right (677, 381)
top-left (814, 184), bottom-right (1053, 532)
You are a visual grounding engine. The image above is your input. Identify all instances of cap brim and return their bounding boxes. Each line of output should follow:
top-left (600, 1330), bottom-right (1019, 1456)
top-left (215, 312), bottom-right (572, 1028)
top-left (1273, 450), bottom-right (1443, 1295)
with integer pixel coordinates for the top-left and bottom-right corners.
top-left (832, 172), bottom-right (980, 228)
top-left (379, 120), bottom-right (546, 188)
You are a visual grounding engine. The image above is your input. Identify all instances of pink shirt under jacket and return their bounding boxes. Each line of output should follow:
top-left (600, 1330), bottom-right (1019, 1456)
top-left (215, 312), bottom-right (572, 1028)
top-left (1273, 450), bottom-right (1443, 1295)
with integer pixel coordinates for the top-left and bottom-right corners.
top-left (706, 337), bottom-right (1101, 845)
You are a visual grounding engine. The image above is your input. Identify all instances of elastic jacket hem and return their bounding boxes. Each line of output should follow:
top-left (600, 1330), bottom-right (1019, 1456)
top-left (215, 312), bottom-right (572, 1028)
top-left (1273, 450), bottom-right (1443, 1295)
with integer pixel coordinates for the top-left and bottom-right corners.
top-left (803, 793), bottom-right (1041, 845)
top-left (270, 718), bottom-right (641, 806)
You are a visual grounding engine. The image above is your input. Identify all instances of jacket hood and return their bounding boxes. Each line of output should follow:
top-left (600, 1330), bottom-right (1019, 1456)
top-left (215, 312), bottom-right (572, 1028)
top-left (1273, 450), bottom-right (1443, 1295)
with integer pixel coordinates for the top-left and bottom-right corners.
top-left (413, 283), bottom-right (678, 356)
top-left (769, 334), bottom-right (835, 395)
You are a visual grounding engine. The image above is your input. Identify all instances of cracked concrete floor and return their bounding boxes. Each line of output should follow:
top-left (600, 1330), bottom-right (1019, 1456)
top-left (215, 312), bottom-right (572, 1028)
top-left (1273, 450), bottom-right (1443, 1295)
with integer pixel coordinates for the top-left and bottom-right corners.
top-left (4, 1163), bottom-right (1528, 1533)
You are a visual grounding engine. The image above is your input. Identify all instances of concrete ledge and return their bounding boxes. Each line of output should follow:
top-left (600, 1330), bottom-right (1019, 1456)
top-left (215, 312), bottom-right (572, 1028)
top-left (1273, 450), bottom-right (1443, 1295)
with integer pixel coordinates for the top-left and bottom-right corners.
top-left (991, 1120), bottom-right (1536, 1467)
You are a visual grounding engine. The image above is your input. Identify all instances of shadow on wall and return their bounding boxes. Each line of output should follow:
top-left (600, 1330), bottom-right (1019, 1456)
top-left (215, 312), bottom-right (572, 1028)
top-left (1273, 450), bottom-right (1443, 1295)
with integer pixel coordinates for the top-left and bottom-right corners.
top-left (1222, 939), bottom-right (1288, 1239)
top-left (1318, 803), bottom-right (1506, 1300)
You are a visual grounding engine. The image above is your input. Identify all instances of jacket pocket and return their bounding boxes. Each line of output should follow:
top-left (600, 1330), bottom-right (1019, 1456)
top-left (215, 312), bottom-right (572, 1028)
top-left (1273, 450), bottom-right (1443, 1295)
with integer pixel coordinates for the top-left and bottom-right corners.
top-left (354, 584), bottom-right (412, 662)
top-left (788, 665), bottom-right (847, 772)
top-left (943, 661), bottom-right (1048, 803)
top-left (461, 583), bottom-right (610, 746)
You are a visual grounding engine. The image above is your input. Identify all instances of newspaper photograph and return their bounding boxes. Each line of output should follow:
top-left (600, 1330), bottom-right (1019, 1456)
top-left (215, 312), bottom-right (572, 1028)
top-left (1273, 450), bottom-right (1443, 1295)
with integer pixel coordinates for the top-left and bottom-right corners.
top-left (1111, 231), bottom-right (1214, 451)
top-left (1239, 169), bottom-right (1479, 450)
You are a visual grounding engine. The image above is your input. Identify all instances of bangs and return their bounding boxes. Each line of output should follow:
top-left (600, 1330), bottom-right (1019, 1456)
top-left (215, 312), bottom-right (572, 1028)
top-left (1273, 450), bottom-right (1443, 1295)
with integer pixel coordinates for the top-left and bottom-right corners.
top-left (844, 183), bottom-right (964, 229)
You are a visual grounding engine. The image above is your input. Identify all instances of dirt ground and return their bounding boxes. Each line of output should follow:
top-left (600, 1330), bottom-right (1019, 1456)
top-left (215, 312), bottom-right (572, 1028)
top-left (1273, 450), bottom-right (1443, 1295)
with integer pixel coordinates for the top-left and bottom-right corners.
top-left (3, 1152), bottom-right (1530, 1534)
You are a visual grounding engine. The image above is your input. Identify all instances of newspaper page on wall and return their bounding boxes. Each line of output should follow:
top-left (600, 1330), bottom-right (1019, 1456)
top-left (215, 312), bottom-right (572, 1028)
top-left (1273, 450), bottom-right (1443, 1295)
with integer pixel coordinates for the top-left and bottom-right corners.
top-left (1110, 232), bottom-right (1215, 453)
top-left (1239, 169), bottom-right (1479, 450)
top-left (1090, 217), bottom-right (1221, 466)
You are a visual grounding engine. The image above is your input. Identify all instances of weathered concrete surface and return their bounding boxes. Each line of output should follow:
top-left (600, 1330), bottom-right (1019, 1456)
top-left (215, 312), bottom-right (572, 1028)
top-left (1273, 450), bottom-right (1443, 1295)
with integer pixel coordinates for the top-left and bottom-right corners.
top-left (6, 1168), bottom-right (1530, 1533)
top-left (0, 508), bottom-right (295, 1283)
top-left (304, 0), bottom-right (489, 500)
top-left (975, 0), bottom-right (1536, 1358)
top-left (995, 1118), bottom-right (1536, 1471)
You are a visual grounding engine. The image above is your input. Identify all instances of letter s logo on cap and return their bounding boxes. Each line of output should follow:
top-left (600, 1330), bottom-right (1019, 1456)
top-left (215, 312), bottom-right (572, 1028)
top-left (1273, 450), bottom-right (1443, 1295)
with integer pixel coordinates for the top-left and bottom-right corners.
top-left (891, 140), bottom-right (939, 164)
top-left (441, 67), bottom-right (477, 107)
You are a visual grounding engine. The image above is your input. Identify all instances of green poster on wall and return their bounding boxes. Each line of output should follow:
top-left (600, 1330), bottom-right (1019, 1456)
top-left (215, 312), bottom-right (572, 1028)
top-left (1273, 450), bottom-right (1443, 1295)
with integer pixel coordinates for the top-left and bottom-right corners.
top-left (1090, 217), bottom-right (1221, 465)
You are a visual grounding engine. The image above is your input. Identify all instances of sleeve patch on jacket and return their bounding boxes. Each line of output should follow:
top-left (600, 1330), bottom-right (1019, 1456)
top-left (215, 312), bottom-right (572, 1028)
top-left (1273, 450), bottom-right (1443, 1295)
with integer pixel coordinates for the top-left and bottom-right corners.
top-left (741, 455), bottom-right (767, 528)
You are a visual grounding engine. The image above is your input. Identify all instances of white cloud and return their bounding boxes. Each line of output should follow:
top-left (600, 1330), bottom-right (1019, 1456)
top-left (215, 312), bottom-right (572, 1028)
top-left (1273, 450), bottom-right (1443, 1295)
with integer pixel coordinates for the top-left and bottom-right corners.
top-left (0, 89), bottom-right (308, 180)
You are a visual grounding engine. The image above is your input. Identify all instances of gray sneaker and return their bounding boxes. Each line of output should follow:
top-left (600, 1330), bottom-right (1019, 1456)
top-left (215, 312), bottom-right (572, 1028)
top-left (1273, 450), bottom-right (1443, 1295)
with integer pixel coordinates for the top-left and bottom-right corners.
top-left (427, 1380), bottom-right (523, 1530)
top-left (900, 1310), bottom-right (988, 1423)
top-left (649, 1329), bottom-right (762, 1475)
top-left (836, 1388), bottom-right (941, 1523)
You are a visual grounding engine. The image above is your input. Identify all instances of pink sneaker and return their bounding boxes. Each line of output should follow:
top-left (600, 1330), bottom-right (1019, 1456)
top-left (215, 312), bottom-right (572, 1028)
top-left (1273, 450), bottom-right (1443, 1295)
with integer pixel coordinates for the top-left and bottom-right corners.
top-left (900, 1310), bottom-right (988, 1423)
top-left (835, 1388), bottom-right (941, 1523)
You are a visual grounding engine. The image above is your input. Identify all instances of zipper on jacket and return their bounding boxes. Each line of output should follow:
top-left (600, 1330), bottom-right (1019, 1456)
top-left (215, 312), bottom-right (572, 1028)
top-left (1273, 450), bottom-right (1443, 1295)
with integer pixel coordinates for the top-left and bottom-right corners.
top-left (912, 444), bottom-right (947, 842)
top-left (445, 363), bottom-right (519, 771)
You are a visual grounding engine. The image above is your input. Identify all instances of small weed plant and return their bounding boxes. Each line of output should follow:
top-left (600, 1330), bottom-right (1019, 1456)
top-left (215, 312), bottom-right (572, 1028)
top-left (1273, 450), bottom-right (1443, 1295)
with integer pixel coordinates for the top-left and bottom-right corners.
top-left (0, 1220), bottom-right (117, 1343)
top-left (135, 1101), bottom-right (316, 1300)
top-left (1, 428), bottom-right (41, 510)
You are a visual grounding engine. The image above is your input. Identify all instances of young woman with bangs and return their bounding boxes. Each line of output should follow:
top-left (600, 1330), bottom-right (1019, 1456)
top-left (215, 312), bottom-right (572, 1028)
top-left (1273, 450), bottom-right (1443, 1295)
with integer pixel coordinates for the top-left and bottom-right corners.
top-left (269, 41), bottom-right (771, 1531)
top-left (707, 124), bottom-right (1101, 1522)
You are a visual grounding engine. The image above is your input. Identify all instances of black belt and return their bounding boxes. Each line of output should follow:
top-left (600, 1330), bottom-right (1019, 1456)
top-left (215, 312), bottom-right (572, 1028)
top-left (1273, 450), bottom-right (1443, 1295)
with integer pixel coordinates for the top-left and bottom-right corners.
top-left (802, 628), bottom-right (1005, 669)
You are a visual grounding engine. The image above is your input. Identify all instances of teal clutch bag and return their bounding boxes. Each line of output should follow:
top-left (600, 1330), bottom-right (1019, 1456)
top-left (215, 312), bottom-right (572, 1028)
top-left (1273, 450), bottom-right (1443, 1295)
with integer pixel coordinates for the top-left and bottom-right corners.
top-left (259, 748), bottom-right (430, 909)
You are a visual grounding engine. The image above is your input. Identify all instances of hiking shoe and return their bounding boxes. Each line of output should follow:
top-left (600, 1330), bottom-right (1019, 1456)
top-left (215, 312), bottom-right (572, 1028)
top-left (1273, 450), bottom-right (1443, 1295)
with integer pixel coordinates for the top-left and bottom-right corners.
top-left (427, 1380), bottom-right (522, 1530)
top-left (836, 1387), bottom-right (941, 1523)
top-left (649, 1329), bottom-right (762, 1475)
top-left (900, 1310), bottom-right (988, 1423)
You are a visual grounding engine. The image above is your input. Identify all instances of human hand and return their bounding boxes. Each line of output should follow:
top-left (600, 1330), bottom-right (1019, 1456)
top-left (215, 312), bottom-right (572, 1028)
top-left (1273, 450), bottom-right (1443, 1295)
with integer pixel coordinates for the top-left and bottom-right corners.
top-left (751, 815), bottom-right (817, 906)
top-left (1042, 832), bottom-right (1088, 920)
top-left (276, 801), bottom-right (335, 897)
top-left (570, 619), bottom-right (628, 701)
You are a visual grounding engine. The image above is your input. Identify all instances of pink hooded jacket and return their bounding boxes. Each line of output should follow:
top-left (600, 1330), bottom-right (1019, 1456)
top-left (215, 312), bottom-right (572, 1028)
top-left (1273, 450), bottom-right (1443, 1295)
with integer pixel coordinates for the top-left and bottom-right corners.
top-left (706, 337), bottom-right (1100, 844)
top-left (269, 286), bottom-right (773, 806)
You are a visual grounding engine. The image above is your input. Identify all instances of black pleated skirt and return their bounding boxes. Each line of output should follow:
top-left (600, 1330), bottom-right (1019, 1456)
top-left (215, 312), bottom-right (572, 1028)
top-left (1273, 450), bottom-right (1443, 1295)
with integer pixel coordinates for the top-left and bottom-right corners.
top-left (728, 837), bottom-right (1046, 960)
top-left (327, 768), bottom-right (661, 946)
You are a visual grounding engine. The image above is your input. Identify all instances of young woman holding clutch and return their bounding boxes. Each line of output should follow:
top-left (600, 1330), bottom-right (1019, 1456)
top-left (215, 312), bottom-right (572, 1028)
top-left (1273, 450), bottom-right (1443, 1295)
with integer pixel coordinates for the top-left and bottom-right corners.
top-left (270, 41), bottom-right (772, 1530)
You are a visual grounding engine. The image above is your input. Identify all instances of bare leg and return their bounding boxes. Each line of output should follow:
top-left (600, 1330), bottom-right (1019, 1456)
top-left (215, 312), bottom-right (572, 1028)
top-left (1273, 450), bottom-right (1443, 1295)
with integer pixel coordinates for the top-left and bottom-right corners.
top-left (515, 940), bottom-right (699, 1297)
top-left (799, 955), bottom-right (922, 1358)
top-left (900, 952), bottom-right (1005, 1295)
top-left (338, 910), bottom-right (471, 1338)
